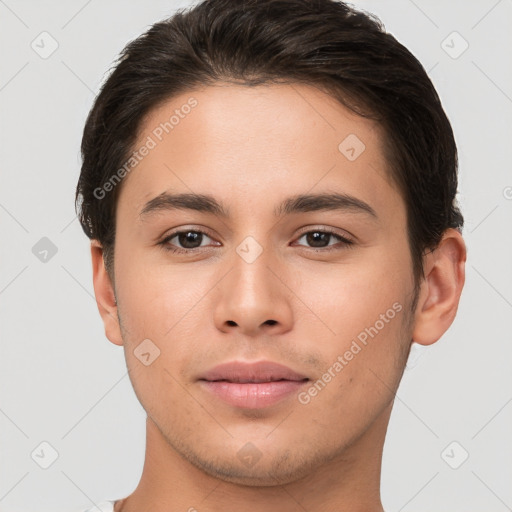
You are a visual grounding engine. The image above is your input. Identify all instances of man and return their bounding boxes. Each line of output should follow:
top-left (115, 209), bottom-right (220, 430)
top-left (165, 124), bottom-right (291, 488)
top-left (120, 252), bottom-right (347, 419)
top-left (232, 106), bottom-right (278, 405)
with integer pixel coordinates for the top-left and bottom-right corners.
top-left (75, 0), bottom-right (466, 510)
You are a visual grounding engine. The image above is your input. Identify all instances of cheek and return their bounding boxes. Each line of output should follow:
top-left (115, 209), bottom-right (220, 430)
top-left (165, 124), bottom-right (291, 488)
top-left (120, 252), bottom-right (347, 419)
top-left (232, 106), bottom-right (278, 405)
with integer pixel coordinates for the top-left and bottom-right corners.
top-left (299, 285), bottom-right (409, 436)
top-left (115, 242), bottom-right (208, 339)
top-left (114, 249), bottom-right (217, 407)
top-left (124, 354), bottom-right (200, 442)
top-left (303, 251), bottom-right (410, 339)
top-left (298, 249), bottom-right (412, 397)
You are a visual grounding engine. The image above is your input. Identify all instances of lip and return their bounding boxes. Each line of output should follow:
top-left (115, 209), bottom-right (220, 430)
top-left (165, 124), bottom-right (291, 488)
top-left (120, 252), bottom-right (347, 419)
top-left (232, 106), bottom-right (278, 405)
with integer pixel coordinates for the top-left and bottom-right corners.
top-left (198, 360), bottom-right (309, 409)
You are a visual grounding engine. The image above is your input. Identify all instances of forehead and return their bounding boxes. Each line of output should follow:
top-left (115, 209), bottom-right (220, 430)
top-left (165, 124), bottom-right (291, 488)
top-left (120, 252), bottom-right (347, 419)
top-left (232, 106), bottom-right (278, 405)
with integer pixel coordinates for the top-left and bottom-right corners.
top-left (117, 82), bottom-right (403, 223)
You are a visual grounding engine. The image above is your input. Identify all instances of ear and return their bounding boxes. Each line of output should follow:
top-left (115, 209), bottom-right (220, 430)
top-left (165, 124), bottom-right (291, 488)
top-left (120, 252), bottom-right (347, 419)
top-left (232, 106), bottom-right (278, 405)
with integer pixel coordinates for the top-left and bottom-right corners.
top-left (90, 240), bottom-right (123, 346)
top-left (412, 228), bottom-right (466, 346)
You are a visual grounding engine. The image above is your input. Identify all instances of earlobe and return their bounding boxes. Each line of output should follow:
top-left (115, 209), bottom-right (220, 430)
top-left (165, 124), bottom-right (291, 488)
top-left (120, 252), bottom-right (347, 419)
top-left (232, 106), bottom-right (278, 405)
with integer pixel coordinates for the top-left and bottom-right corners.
top-left (90, 240), bottom-right (123, 346)
top-left (411, 228), bottom-right (467, 346)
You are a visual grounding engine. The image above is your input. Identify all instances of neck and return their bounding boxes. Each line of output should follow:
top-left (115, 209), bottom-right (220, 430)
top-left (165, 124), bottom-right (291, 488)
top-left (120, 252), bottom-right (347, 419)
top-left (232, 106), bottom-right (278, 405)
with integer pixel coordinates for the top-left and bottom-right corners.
top-left (115, 403), bottom-right (391, 512)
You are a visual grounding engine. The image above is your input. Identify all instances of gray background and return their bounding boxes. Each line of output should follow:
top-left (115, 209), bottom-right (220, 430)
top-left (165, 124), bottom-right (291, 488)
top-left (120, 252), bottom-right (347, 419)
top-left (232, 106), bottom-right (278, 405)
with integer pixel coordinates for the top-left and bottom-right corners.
top-left (1, 0), bottom-right (511, 511)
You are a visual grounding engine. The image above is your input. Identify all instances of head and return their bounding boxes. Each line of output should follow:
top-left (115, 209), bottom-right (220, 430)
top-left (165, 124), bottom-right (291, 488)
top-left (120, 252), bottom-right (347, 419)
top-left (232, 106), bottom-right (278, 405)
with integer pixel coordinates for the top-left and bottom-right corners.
top-left (77, 0), bottom-right (466, 487)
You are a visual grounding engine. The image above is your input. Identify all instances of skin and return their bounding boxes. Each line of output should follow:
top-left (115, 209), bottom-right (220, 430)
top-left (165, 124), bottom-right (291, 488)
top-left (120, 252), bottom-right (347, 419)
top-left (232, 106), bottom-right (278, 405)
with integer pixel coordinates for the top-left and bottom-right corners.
top-left (90, 83), bottom-right (466, 512)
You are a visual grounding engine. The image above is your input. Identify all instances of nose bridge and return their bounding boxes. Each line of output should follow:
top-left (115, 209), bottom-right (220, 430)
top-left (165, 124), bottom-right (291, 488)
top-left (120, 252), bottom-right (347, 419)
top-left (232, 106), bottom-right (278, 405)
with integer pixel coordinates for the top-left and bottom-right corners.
top-left (230, 236), bottom-right (278, 309)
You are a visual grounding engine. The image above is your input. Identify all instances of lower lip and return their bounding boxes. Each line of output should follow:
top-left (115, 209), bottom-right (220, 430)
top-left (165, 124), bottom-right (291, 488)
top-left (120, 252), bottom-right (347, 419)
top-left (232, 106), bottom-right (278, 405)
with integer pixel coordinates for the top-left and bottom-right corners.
top-left (199, 380), bottom-right (308, 409)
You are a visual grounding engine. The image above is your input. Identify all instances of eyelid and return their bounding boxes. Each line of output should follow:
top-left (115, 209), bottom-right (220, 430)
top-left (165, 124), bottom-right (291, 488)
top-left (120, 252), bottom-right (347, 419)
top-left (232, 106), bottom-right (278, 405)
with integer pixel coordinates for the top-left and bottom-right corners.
top-left (159, 225), bottom-right (218, 242)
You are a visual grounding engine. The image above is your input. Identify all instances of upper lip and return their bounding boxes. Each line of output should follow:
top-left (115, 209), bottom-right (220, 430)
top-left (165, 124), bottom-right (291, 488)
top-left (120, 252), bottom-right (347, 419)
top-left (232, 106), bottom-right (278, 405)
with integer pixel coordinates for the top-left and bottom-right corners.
top-left (198, 361), bottom-right (309, 383)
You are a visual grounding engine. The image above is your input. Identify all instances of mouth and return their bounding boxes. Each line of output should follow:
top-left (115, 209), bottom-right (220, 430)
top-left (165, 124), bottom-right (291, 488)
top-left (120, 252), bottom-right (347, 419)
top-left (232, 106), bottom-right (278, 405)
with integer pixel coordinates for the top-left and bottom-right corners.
top-left (198, 360), bottom-right (310, 409)
top-left (205, 377), bottom-right (308, 383)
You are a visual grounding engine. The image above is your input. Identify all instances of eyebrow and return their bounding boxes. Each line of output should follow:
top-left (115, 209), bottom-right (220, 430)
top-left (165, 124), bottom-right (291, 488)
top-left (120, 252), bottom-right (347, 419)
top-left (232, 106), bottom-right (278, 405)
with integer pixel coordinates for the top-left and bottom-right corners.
top-left (139, 191), bottom-right (378, 220)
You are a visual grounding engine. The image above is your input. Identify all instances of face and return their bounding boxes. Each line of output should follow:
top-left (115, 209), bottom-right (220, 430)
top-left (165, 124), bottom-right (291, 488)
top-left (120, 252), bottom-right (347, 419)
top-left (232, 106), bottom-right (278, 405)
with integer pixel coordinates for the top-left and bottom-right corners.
top-left (110, 83), bottom-right (417, 485)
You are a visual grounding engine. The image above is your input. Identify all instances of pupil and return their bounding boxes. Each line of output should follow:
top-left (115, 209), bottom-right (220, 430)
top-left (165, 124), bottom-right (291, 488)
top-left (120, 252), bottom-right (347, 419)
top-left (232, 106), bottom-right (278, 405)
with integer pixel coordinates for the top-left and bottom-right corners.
top-left (179, 231), bottom-right (201, 248)
top-left (307, 232), bottom-right (329, 247)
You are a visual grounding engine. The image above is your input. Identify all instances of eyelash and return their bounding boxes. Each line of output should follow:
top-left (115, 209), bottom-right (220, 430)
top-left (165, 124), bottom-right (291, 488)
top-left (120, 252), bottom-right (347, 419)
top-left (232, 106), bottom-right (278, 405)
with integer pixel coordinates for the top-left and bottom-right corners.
top-left (158, 228), bottom-right (355, 254)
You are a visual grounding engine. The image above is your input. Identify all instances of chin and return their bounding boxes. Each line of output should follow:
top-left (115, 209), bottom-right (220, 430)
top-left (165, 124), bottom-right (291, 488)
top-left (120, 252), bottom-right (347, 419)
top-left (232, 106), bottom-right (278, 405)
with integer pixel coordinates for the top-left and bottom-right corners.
top-left (178, 437), bottom-right (336, 487)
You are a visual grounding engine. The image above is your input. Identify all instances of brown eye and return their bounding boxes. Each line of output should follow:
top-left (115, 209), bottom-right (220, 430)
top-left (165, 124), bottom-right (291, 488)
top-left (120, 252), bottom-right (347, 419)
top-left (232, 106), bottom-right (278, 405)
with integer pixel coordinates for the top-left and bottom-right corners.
top-left (295, 230), bottom-right (354, 250)
top-left (160, 230), bottom-right (217, 253)
top-left (174, 231), bottom-right (204, 249)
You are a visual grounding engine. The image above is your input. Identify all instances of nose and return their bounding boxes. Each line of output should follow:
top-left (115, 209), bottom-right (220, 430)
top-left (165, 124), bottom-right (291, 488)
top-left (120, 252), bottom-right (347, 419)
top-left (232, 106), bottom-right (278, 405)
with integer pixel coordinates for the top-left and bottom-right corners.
top-left (213, 242), bottom-right (294, 337)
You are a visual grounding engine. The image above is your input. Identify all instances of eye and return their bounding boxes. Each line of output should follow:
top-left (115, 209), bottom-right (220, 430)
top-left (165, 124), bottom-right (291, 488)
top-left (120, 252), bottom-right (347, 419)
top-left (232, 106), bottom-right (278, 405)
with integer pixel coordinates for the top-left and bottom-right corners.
top-left (293, 229), bottom-right (354, 251)
top-left (159, 229), bottom-right (218, 253)
top-left (158, 227), bottom-right (354, 255)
